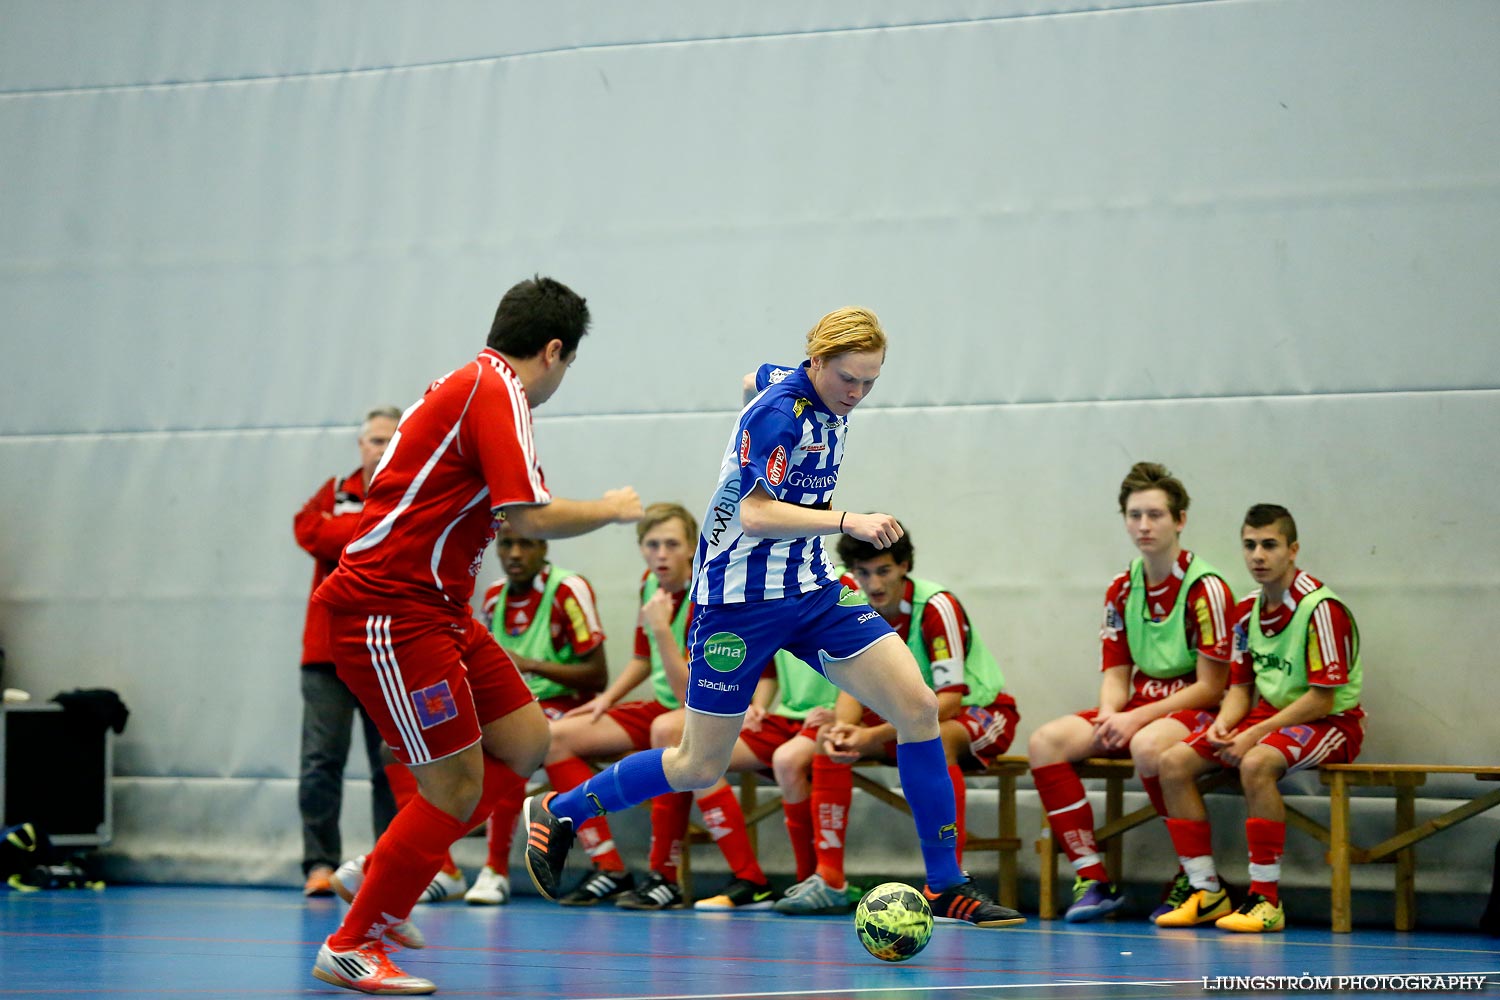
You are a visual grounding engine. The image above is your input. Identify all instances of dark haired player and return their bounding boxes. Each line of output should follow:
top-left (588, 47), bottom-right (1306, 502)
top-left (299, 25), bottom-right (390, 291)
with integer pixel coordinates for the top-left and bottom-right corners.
top-left (309, 277), bottom-right (642, 995)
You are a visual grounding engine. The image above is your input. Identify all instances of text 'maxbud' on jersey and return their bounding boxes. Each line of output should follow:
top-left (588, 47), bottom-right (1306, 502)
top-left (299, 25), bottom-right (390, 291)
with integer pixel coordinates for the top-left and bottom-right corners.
top-left (692, 361), bottom-right (845, 605)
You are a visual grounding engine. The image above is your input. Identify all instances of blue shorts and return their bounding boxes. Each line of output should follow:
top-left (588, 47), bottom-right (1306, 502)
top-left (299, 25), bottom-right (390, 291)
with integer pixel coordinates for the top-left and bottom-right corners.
top-left (685, 584), bottom-right (895, 716)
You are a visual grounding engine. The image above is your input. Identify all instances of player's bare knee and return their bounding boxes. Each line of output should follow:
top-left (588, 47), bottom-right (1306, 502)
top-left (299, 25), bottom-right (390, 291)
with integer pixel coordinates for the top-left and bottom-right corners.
top-left (772, 739), bottom-right (813, 795)
top-left (1157, 744), bottom-right (1199, 785)
top-left (415, 758), bottom-right (485, 820)
top-left (1238, 751), bottom-right (1284, 789)
top-left (1129, 732), bottom-right (1166, 772)
top-left (1027, 721), bottom-right (1069, 765)
top-left (669, 756), bottom-right (727, 790)
top-left (886, 687), bottom-right (938, 738)
top-left (650, 713), bottom-right (684, 750)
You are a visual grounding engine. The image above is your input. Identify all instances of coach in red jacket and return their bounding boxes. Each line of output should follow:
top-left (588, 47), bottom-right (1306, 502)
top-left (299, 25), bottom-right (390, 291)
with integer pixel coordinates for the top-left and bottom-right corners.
top-left (293, 406), bottom-right (402, 897)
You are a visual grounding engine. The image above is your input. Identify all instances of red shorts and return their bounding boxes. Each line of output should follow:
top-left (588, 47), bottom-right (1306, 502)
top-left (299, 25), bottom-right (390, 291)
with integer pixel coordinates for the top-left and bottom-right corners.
top-left (1075, 702), bottom-right (1219, 760)
top-left (330, 612), bottom-right (534, 766)
top-left (538, 694), bottom-right (591, 721)
top-left (1185, 703), bottom-right (1365, 772)
top-left (850, 694), bottom-right (1021, 765)
top-left (952, 693), bottom-right (1021, 769)
top-left (604, 699), bottom-right (673, 751)
top-left (737, 714), bottom-right (807, 768)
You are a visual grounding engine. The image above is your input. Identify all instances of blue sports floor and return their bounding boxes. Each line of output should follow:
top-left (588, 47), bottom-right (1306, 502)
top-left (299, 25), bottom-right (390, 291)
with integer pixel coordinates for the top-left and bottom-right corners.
top-left (2, 886), bottom-right (1498, 999)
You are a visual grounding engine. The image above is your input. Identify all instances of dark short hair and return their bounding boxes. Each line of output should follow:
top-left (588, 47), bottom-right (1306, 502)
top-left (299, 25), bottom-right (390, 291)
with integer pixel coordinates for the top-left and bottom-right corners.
top-left (836, 518), bottom-right (914, 570)
top-left (1243, 503), bottom-right (1298, 545)
top-left (1118, 461), bottom-right (1190, 519)
top-left (487, 276), bottom-right (590, 358)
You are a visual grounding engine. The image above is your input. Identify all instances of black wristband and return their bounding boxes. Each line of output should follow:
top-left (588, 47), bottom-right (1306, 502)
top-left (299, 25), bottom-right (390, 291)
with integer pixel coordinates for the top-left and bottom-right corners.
top-left (839, 511), bottom-right (847, 534)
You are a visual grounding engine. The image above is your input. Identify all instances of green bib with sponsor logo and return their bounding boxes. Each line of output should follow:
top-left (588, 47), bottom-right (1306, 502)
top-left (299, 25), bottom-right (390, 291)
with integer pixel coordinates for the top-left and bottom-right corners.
top-left (643, 575), bottom-right (689, 710)
top-left (1249, 585), bottom-right (1361, 713)
top-left (854, 576), bottom-right (1003, 707)
top-left (769, 649), bottom-right (839, 720)
top-left (1123, 553), bottom-right (1222, 680)
top-left (490, 566), bottom-right (582, 702)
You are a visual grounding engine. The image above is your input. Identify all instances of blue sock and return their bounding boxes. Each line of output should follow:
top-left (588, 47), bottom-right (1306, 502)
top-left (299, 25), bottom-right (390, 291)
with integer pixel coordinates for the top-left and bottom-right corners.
top-left (897, 737), bottom-right (965, 891)
top-left (550, 749), bottom-right (674, 825)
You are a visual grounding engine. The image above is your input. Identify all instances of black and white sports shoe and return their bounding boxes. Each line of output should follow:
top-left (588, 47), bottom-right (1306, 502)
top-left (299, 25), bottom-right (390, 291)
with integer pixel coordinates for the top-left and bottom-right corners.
top-left (523, 793), bottom-right (575, 902)
top-left (924, 877), bottom-right (1026, 927)
top-left (615, 871), bottom-right (685, 910)
top-left (560, 867), bottom-right (636, 906)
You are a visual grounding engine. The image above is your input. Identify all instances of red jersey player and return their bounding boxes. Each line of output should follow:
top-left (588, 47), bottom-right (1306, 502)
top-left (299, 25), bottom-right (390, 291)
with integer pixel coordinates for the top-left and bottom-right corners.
top-left (308, 277), bottom-right (642, 996)
top-left (1027, 462), bottom-right (1234, 922)
top-left (1155, 504), bottom-right (1363, 933)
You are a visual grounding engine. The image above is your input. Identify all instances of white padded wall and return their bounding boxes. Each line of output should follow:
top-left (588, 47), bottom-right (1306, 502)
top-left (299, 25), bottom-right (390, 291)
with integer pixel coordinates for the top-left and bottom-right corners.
top-left (1, 0), bottom-right (1496, 887)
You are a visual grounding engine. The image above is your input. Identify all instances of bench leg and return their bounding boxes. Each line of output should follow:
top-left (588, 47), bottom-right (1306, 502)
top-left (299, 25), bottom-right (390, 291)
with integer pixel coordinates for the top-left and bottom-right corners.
top-left (1038, 822), bottom-right (1059, 919)
top-left (1103, 777), bottom-right (1124, 884)
top-left (1394, 785), bottom-right (1416, 932)
top-left (1328, 772), bottom-right (1352, 933)
top-left (999, 773), bottom-right (1018, 909)
top-left (679, 834), bottom-right (693, 903)
top-left (741, 772), bottom-right (759, 855)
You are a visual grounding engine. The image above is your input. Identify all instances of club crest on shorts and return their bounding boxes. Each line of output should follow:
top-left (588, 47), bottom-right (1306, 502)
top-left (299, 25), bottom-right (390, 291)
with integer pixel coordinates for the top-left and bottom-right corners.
top-left (411, 681), bottom-right (459, 729)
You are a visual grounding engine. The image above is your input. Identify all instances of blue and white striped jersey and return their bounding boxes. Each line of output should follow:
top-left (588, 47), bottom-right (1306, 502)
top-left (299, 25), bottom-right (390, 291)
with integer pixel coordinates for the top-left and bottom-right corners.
top-left (691, 361), bottom-right (847, 605)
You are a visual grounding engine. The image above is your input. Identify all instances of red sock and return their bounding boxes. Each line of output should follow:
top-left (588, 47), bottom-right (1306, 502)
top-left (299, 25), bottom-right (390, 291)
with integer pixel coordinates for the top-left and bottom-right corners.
top-left (1245, 817), bottom-right (1285, 905)
top-left (811, 756), bottom-right (851, 888)
top-left (698, 784), bottom-right (765, 883)
top-left (649, 791), bottom-right (693, 881)
top-left (782, 797), bottom-right (817, 882)
top-left (948, 765), bottom-right (967, 864)
top-left (1141, 774), bottom-right (1168, 818)
top-left (1164, 816), bottom-right (1220, 891)
top-left (1164, 817), bottom-right (1214, 860)
top-left (1033, 762), bottom-right (1107, 883)
top-left (479, 760), bottom-right (529, 875)
top-left (384, 762), bottom-right (419, 808)
top-left (330, 795), bottom-right (465, 950)
top-left (384, 762), bottom-right (458, 874)
top-left (546, 757), bottom-right (625, 872)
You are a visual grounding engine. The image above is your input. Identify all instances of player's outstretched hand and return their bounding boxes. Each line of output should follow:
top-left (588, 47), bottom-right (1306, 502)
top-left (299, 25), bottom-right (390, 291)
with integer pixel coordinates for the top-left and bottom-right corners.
top-left (604, 487), bottom-right (643, 523)
top-left (841, 512), bottom-right (904, 550)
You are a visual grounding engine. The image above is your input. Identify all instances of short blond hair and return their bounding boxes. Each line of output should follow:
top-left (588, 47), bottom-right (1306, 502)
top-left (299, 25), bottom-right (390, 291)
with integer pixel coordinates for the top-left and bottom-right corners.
top-left (805, 307), bottom-right (886, 361)
top-left (636, 502), bottom-right (698, 544)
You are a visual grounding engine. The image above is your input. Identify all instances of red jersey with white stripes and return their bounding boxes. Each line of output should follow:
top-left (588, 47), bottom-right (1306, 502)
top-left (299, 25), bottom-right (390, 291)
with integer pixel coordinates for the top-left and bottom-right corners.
top-left (481, 566), bottom-right (605, 657)
top-left (1228, 570), bottom-right (1360, 713)
top-left (316, 348), bottom-right (550, 619)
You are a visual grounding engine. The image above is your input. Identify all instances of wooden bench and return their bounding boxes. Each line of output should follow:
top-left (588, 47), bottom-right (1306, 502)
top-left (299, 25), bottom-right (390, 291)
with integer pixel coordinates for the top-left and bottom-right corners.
top-left (1322, 764), bottom-right (1500, 932)
top-left (680, 757), bottom-right (1030, 907)
top-left (1030, 758), bottom-right (1500, 932)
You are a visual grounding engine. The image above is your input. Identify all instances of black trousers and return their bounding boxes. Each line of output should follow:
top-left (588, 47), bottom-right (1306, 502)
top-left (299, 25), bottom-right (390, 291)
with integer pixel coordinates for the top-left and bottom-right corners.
top-left (298, 665), bottom-right (397, 874)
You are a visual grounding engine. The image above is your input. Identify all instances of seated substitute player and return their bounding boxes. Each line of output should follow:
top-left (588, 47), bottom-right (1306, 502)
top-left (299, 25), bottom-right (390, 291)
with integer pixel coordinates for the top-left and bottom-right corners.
top-left (640, 648), bottom-right (840, 910)
top-left (1154, 504), bottom-right (1363, 933)
top-left (463, 523), bottom-right (609, 905)
top-left (1027, 461), bottom-right (1234, 922)
top-left (308, 276), bottom-right (642, 996)
top-left (773, 526), bottom-right (1019, 914)
top-left (524, 307), bottom-right (1025, 928)
top-left (540, 502), bottom-right (769, 908)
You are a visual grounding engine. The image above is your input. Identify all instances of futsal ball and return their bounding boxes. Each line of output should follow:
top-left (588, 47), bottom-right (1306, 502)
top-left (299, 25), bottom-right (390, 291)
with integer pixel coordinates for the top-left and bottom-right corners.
top-left (854, 882), bottom-right (934, 962)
